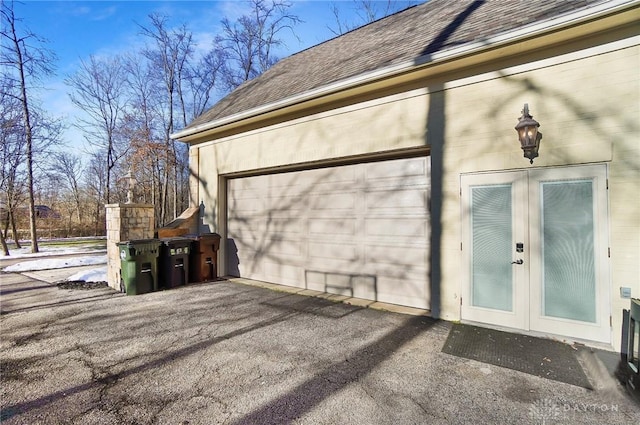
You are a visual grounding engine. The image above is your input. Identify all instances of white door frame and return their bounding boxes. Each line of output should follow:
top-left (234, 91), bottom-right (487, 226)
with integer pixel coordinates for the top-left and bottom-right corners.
top-left (461, 164), bottom-right (611, 344)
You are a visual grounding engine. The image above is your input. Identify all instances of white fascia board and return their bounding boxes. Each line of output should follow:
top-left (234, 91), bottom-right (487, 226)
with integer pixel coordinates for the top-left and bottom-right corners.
top-left (171, 0), bottom-right (638, 141)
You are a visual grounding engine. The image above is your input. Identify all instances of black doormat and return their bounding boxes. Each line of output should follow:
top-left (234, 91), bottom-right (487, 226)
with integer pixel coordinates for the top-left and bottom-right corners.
top-left (442, 323), bottom-right (592, 389)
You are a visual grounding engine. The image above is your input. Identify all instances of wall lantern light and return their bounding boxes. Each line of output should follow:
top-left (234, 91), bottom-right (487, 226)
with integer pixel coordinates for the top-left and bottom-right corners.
top-left (515, 103), bottom-right (542, 164)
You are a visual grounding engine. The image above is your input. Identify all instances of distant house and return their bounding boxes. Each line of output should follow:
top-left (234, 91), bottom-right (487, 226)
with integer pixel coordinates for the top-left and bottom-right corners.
top-left (173, 0), bottom-right (640, 352)
top-left (35, 205), bottom-right (61, 219)
top-left (0, 204), bottom-right (60, 220)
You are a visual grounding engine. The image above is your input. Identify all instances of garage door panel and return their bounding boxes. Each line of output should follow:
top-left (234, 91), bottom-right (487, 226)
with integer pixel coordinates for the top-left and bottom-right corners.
top-left (229, 217), bottom-right (304, 234)
top-left (263, 238), bottom-right (307, 258)
top-left (228, 188), bottom-right (262, 200)
top-left (272, 218), bottom-right (304, 235)
top-left (352, 276), bottom-right (378, 300)
top-left (233, 242), bottom-right (306, 266)
top-left (308, 241), bottom-right (359, 262)
top-left (308, 192), bottom-right (357, 210)
top-left (260, 195), bottom-right (307, 212)
top-left (265, 172), bottom-right (302, 188)
top-left (365, 157), bottom-right (427, 179)
top-left (308, 218), bottom-right (357, 236)
top-left (377, 278), bottom-right (430, 309)
top-left (227, 156), bottom-right (431, 310)
top-left (229, 197), bottom-right (262, 213)
top-left (309, 166), bottom-right (358, 186)
top-left (304, 270), bottom-right (377, 298)
top-left (366, 245), bottom-right (428, 269)
top-left (262, 262), bottom-right (304, 287)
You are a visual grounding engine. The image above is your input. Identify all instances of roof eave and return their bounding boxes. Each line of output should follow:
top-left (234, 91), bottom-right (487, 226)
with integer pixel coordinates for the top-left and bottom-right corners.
top-left (172, 0), bottom-right (639, 143)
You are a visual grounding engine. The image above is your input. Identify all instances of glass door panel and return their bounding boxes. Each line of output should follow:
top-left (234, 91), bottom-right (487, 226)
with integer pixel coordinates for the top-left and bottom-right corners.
top-left (541, 180), bottom-right (596, 322)
top-left (461, 171), bottom-right (527, 330)
top-left (529, 165), bottom-right (610, 343)
top-left (471, 185), bottom-right (513, 311)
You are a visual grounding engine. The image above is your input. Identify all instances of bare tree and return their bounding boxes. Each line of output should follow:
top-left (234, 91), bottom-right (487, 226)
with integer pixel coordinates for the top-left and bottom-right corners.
top-left (84, 151), bottom-right (107, 236)
top-left (65, 54), bottom-right (128, 204)
top-left (0, 76), bottom-right (24, 252)
top-left (50, 152), bottom-right (83, 223)
top-left (186, 46), bottom-right (227, 119)
top-left (1, 1), bottom-right (56, 253)
top-left (138, 14), bottom-right (195, 224)
top-left (327, 0), bottom-right (418, 36)
top-left (219, 0), bottom-right (301, 90)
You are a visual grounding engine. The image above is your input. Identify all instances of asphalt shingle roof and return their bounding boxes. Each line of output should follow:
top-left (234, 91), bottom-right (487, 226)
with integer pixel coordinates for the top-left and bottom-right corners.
top-left (186, 0), bottom-right (601, 130)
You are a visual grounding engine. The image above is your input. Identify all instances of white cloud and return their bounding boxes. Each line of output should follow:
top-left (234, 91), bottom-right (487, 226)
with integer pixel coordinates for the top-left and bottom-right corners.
top-left (69, 5), bottom-right (91, 17)
top-left (91, 5), bottom-right (118, 21)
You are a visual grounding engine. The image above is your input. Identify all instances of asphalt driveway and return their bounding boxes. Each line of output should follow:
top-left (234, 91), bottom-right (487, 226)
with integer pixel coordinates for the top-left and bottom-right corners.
top-left (1, 268), bottom-right (638, 424)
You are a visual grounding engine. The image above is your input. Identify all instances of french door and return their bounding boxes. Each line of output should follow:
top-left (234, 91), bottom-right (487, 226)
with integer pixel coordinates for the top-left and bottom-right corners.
top-left (461, 165), bottom-right (610, 343)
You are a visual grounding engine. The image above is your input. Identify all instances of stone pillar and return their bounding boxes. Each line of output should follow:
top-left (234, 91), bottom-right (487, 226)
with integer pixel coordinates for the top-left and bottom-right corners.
top-left (105, 203), bottom-right (154, 291)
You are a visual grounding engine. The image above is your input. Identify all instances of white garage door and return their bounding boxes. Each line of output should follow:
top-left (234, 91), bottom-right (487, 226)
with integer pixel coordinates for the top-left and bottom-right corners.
top-left (226, 156), bottom-right (431, 309)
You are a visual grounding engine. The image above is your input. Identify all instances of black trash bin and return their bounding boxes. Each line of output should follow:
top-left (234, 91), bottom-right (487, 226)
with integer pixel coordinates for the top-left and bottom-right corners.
top-left (189, 233), bottom-right (221, 283)
top-left (159, 237), bottom-right (192, 289)
top-left (118, 239), bottom-right (161, 295)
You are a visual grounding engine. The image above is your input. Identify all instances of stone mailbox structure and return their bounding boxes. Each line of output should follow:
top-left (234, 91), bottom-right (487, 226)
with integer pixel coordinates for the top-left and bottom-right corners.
top-left (105, 203), bottom-right (154, 291)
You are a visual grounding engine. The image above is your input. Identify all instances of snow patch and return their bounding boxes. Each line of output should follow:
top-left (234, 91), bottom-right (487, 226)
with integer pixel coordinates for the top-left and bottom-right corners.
top-left (3, 255), bottom-right (107, 273)
top-left (66, 266), bottom-right (108, 283)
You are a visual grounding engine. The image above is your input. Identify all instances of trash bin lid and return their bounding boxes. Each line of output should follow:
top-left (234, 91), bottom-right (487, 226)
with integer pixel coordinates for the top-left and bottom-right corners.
top-left (160, 237), bottom-right (193, 247)
top-left (119, 239), bottom-right (161, 246)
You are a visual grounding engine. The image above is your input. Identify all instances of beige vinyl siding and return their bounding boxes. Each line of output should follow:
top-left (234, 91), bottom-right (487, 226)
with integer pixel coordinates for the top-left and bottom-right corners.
top-left (439, 43), bottom-right (639, 346)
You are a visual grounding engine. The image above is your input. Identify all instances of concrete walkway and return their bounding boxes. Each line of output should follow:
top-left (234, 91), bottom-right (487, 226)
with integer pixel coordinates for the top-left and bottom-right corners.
top-left (1, 266), bottom-right (638, 424)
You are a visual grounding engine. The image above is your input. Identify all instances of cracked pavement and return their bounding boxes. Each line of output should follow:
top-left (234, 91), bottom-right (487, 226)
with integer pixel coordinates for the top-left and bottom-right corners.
top-left (1, 266), bottom-right (639, 424)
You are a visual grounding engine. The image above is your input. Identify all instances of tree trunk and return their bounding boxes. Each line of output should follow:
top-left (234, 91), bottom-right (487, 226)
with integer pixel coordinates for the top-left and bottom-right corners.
top-left (0, 225), bottom-right (9, 256)
top-left (14, 35), bottom-right (39, 253)
top-left (2, 211), bottom-right (9, 241)
top-left (8, 208), bottom-right (21, 249)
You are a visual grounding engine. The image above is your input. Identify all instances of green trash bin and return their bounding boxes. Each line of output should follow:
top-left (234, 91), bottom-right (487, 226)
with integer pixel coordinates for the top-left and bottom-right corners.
top-left (118, 239), bottom-right (161, 295)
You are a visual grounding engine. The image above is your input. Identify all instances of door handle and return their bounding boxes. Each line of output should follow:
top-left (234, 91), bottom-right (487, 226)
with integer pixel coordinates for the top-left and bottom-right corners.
top-left (511, 259), bottom-right (523, 265)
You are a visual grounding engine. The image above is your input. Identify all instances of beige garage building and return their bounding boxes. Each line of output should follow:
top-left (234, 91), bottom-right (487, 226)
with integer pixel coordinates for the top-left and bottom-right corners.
top-left (173, 0), bottom-right (640, 352)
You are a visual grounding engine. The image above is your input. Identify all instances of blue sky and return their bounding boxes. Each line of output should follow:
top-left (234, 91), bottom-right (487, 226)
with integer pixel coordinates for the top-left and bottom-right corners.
top-left (11, 1), bottom-right (420, 152)
top-left (16, 1), bottom-right (348, 75)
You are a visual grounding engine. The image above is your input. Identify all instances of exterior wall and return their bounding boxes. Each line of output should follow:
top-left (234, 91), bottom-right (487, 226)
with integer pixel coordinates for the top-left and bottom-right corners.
top-left (194, 37), bottom-right (639, 350)
top-left (439, 41), bottom-right (639, 351)
top-left (189, 146), bottom-right (200, 208)
top-left (105, 204), bottom-right (155, 291)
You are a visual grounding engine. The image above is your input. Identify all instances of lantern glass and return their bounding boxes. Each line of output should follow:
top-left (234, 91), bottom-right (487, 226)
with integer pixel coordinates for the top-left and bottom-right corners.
top-left (515, 104), bottom-right (541, 164)
top-left (526, 126), bottom-right (537, 142)
top-left (519, 125), bottom-right (538, 148)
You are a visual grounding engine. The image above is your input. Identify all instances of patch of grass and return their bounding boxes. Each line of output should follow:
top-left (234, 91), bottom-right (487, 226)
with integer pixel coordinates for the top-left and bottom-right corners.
top-left (9, 238), bottom-right (107, 250)
top-left (39, 238), bottom-right (106, 247)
